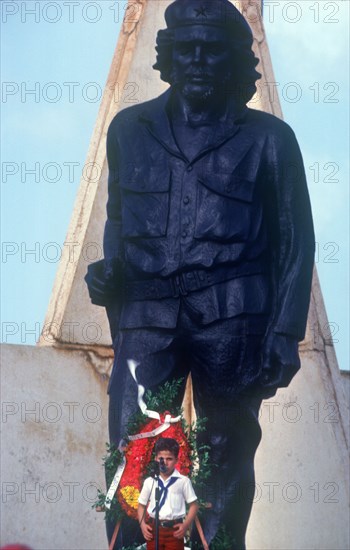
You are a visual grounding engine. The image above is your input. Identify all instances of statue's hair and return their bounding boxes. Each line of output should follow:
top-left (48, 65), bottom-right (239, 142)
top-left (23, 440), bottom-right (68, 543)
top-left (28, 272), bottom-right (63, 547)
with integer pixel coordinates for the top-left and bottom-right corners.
top-left (153, 27), bottom-right (261, 106)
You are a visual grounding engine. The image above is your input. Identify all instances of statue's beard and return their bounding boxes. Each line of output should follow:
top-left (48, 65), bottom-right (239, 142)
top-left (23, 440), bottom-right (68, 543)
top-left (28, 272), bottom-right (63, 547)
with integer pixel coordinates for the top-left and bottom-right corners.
top-left (179, 82), bottom-right (216, 103)
top-left (171, 70), bottom-right (232, 107)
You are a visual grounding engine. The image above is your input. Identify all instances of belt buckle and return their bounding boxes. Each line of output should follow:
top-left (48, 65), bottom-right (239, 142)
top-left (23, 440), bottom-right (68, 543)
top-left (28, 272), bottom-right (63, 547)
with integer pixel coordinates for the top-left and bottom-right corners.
top-left (160, 520), bottom-right (172, 528)
top-left (171, 276), bottom-right (180, 298)
top-left (178, 274), bottom-right (188, 296)
top-left (172, 274), bottom-right (188, 297)
top-left (192, 270), bottom-right (203, 291)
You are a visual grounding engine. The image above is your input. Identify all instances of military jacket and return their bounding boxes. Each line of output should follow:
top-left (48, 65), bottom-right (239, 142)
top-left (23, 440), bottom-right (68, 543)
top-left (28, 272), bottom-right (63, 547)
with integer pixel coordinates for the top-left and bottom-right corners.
top-left (104, 90), bottom-right (314, 340)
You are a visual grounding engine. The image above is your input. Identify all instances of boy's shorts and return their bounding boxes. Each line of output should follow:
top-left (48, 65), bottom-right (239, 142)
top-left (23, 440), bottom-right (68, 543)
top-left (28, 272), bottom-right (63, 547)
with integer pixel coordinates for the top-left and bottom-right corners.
top-left (146, 518), bottom-right (185, 550)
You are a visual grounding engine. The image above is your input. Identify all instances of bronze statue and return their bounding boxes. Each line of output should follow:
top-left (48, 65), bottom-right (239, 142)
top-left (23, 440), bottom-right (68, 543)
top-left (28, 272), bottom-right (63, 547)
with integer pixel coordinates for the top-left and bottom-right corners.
top-left (85, 1), bottom-right (315, 548)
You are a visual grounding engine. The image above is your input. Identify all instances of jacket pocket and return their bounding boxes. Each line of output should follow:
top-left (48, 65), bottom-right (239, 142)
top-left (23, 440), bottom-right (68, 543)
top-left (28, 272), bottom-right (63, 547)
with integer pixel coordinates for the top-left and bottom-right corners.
top-left (119, 163), bottom-right (171, 238)
top-left (195, 172), bottom-right (255, 242)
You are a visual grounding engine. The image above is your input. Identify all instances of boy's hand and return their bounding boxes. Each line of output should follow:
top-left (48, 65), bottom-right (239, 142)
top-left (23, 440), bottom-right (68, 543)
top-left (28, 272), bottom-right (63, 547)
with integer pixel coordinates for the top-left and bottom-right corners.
top-left (140, 522), bottom-right (153, 541)
top-left (173, 521), bottom-right (188, 539)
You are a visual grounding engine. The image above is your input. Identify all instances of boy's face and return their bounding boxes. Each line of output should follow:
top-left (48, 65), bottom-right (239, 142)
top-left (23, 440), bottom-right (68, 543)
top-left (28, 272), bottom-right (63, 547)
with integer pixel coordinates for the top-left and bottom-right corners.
top-left (155, 450), bottom-right (177, 476)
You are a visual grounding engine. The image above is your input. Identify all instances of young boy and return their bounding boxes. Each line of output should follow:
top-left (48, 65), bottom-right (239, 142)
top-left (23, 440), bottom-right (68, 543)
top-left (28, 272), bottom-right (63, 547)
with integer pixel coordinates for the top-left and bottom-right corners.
top-left (138, 438), bottom-right (199, 550)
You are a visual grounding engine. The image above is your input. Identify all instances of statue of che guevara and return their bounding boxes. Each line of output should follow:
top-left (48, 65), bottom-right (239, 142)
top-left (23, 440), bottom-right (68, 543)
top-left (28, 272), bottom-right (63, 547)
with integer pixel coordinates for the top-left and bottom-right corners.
top-left (85, 0), bottom-right (315, 548)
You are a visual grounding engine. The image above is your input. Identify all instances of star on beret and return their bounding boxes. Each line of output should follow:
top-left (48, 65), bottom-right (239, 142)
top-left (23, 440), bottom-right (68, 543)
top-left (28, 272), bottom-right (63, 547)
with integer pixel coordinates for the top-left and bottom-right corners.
top-left (194, 5), bottom-right (209, 18)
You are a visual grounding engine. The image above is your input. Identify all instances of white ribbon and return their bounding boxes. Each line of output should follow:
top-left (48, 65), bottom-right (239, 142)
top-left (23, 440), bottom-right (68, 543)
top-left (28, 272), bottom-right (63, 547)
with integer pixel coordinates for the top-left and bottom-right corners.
top-left (105, 360), bottom-right (182, 508)
top-left (105, 446), bottom-right (126, 509)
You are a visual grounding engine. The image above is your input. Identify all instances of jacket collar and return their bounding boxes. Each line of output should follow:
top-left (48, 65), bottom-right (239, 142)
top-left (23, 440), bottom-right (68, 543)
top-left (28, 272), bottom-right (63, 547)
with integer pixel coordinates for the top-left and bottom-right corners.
top-left (138, 88), bottom-right (248, 164)
top-left (139, 89), bottom-right (181, 158)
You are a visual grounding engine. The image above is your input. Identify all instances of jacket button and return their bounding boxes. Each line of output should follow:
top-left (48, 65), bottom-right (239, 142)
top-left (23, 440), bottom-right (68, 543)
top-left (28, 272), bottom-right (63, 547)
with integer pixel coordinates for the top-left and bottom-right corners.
top-left (183, 196), bottom-right (190, 204)
top-left (182, 230), bottom-right (188, 238)
top-left (186, 165), bottom-right (193, 172)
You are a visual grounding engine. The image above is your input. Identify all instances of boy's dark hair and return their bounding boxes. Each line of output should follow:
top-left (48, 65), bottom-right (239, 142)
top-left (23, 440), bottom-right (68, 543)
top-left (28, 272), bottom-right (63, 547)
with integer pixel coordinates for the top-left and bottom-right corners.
top-left (154, 437), bottom-right (179, 458)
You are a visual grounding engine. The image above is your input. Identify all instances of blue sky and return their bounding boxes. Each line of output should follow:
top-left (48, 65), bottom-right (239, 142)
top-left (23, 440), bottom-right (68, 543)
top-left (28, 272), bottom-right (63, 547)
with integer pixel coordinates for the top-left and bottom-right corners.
top-left (1, 1), bottom-right (349, 371)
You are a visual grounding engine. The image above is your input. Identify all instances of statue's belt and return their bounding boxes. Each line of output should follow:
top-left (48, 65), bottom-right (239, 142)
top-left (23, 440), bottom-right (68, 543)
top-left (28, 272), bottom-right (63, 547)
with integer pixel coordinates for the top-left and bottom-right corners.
top-left (124, 262), bottom-right (265, 301)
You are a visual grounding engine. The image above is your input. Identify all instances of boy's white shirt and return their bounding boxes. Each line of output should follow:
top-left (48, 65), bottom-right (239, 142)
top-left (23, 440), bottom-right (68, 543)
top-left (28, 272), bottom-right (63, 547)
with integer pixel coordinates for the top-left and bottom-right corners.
top-left (138, 468), bottom-right (197, 520)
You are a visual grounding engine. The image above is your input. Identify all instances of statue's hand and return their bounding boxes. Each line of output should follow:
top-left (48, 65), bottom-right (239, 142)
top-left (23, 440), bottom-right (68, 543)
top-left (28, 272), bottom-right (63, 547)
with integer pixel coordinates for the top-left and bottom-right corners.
top-left (84, 258), bottom-right (123, 307)
top-left (260, 333), bottom-right (300, 397)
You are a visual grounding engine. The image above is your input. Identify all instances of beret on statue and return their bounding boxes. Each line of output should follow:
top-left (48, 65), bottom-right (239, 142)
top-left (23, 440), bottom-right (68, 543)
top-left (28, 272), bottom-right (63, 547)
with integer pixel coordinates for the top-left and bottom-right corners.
top-left (164, 0), bottom-right (253, 43)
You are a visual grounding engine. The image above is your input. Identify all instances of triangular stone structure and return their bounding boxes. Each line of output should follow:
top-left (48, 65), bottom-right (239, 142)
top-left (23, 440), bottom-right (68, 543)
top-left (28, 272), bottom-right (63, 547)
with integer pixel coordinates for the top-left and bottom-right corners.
top-left (1, 1), bottom-right (349, 549)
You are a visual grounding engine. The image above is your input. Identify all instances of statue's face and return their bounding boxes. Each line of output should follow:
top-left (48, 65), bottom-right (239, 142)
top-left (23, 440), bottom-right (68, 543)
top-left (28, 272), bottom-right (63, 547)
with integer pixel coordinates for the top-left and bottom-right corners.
top-left (171, 26), bottom-right (231, 102)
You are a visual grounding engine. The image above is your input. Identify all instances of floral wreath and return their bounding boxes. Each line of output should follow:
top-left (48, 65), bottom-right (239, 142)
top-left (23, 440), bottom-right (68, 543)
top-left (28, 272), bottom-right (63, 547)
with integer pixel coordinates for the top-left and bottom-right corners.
top-left (117, 412), bottom-right (192, 518)
top-left (94, 371), bottom-right (210, 523)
